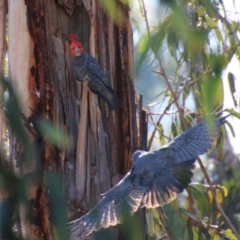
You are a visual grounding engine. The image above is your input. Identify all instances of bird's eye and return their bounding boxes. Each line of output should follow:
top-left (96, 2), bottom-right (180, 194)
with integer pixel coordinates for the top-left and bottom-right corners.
top-left (74, 47), bottom-right (81, 56)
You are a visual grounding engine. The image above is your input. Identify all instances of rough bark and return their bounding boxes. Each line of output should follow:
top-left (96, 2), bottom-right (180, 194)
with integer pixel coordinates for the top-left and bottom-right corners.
top-left (7, 0), bottom-right (147, 239)
top-left (0, 0), bottom-right (7, 230)
top-left (0, 0), bottom-right (7, 149)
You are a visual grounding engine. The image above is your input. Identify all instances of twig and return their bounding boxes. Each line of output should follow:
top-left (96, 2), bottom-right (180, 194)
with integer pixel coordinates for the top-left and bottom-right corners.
top-left (139, 0), bottom-right (151, 38)
top-left (76, 80), bottom-right (88, 201)
top-left (139, 0), bottom-right (240, 238)
top-left (182, 210), bottom-right (224, 232)
top-left (147, 103), bottom-right (171, 150)
top-left (147, 74), bottom-right (202, 149)
top-left (147, 110), bottom-right (179, 115)
top-left (140, 5), bottom-right (184, 121)
top-left (148, 112), bottom-right (172, 141)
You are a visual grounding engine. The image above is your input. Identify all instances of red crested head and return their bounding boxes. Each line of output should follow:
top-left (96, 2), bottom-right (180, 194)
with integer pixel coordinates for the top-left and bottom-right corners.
top-left (69, 34), bottom-right (85, 57)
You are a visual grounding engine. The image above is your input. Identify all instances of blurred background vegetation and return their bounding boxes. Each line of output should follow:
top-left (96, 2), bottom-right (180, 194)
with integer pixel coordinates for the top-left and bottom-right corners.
top-left (1, 0), bottom-right (240, 239)
top-left (130, 0), bottom-right (240, 239)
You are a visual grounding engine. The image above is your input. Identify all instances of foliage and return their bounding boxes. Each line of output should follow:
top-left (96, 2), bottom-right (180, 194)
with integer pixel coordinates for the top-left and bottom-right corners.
top-left (0, 77), bottom-right (69, 240)
top-left (131, 0), bottom-right (240, 239)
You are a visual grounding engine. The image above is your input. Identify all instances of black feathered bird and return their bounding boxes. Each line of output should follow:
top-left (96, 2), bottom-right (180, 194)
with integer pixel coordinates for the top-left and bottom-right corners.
top-left (69, 34), bottom-right (122, 110)
top-left (69, 111), bottom-right (230, 239)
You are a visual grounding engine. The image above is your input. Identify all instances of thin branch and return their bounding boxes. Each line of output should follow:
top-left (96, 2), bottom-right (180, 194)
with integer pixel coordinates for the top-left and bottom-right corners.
top-left (140, 0), bottom-right (151, 38)
top-left (182, 209), bottom-right (225, 233)
top-left (147, 102), bottom-right (171, 150)
top-left (148, 112), bottom-right (172, 141)
top-left (147, 73), bottom-right (206, 149)
top-left (148, 110), bottom-right (179, 115)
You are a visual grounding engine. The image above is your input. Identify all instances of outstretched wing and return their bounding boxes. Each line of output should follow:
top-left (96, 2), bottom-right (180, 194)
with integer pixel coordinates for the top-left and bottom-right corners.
top-left (157, 112), bottom-right (229, 163)
top-left (69, 172), bottom-right (146, 239)
top-left (69, 112), bottom-right (230, 238)
top-left (140, 160), bottom-right (195, 208)
top-left (138, 112), bottom-right (229, 209)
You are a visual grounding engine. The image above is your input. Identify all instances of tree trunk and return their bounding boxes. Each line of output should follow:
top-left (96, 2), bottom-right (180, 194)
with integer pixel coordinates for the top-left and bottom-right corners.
top-left (0, 0), bottom-right (7, 152)
top-left (0, 0), bottom-right (7, 221)
top-left (7, 0), bottom-right (147, 239)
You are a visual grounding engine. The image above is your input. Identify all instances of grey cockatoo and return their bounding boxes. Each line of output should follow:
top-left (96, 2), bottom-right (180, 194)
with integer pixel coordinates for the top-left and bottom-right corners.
top-left (69, 34), bottom-right (122, 109)
top-left (69, 111), bottom-right (230, 239)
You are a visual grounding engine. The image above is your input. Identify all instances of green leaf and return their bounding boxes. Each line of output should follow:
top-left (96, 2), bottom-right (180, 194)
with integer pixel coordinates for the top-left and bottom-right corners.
top-left (226, 109), bottom-right (240, 119)
top-left (46, 170), bottom-right (67, 240)
top-left (139, 33), bottom-right (149, 53)
top-left (100, 0), bottom-right (125, 25)
top-left (228, 72), bottom-right (237, 107)
top-left (209, 230), bottom-right (220, 240)
top-left (38, 119), bottom-right (73, 149)
top-left (167, 31), bottom-right (178, 58)
top-left (222, 229), bottom-right (238, 240)
top-left (207, 189), bottom-right (213, 204)
top-left (216, 130), bottom-right (224, 160)
top-left (205, 16), bottom-right (217, 28)
top-left (198, 6), bottom-right (206, 17)
top-left (162, 200), bottom-right (186, 240)
top-left (200, 74), bottom-right (223, 115)
top-left (188, 184), bottom-right (209, 216)
top-left (215, 189), bottom-right (223, 204)
top-left (214, 28), bottom-right (223, 42)
top-left (225, 121), bottom-right (235, 138)
top-left (171, 122), bottom-right (177, 137)
top-left (157, 123), bottom-right (165, 146)
top-left (146, 209), bottom-right (162, 237)
top-left (135, 14), bottom-right (172, 73)
top-left (220, 185), bottom-right (228, 197)
top-left (152, 13), bottom-right (172, 52)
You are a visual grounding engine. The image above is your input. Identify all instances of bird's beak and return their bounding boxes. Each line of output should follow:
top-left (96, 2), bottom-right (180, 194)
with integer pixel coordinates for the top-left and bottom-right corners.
top-left (74, 47), bottom-right (81, 56)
